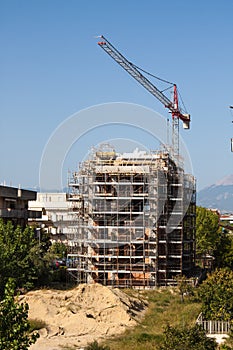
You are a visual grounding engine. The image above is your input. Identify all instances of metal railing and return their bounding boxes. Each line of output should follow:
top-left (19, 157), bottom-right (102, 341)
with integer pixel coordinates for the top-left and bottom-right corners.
top-left (196, 313), bottom-right (231, 334)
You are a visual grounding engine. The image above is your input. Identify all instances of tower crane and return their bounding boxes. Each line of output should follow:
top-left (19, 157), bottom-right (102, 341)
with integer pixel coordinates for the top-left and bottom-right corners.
top-left (97, 35), bottom-right (190, 158)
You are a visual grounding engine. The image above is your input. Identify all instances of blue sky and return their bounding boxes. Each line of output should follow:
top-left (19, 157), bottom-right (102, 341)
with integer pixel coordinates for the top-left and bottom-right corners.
top-left (0, 0), bottom-right (232, 191)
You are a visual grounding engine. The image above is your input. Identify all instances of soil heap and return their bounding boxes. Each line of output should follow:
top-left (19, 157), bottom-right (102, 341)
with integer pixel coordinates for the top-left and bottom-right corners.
top-left (21, 283), bottom-right (146, 350)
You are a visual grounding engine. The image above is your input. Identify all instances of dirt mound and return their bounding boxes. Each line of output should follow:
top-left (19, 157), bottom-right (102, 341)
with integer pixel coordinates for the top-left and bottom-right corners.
top-left (21, 283), bottom-right (146, 350)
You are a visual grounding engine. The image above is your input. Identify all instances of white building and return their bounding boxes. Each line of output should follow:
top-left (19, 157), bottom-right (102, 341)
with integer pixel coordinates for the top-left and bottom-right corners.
top-left (29, 193), bottom-right (76, 243)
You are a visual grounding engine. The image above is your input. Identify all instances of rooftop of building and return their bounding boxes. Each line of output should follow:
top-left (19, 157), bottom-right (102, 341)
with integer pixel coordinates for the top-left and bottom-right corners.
top-left (0, 185), bottom-right (37, 201)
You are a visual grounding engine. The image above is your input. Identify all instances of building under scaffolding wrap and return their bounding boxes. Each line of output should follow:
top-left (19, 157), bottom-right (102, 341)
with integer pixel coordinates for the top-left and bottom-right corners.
top-left (67, 145), bottom-right (196, 288)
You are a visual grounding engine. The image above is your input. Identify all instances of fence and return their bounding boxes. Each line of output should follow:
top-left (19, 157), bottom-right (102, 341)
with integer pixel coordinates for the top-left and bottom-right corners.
top-left (196, 313), bottom-right (231, 334)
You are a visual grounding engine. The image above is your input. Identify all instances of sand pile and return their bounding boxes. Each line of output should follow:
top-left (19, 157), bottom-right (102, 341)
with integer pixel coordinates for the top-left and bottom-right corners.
top-left (21, 283), bottom-right (146, 350)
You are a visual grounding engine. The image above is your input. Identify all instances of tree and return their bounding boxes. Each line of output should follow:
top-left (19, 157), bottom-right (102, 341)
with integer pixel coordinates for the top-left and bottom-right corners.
top-left (0, 220), bottom-right (39, 296)
top-left (0, 220), bottom-right (57, 294)
top-left (214, 230), bottom-right (233, 269)
top-left (175, 275), bottom-right (194, 303)
top-left (198, 268), bottom-right (233, 320)
top-left (30, 228), bottom-right (58, 286)
top-left (196, 207), bottom-right (221, 259)
top-left (49, 241), bottom-right (67, 258)
top-left (159, 324), bottom-right (217, 350)
top-left (0, 278), bottom-right (39, 349)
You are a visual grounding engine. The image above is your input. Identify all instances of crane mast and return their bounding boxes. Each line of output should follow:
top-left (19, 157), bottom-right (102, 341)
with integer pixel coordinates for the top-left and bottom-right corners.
top-left (97, 35), bottom-right (190, 158)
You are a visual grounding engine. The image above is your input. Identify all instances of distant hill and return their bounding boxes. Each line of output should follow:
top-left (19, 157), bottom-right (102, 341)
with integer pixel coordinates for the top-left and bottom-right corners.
top-left (197, 174), bottom-right (233, 213)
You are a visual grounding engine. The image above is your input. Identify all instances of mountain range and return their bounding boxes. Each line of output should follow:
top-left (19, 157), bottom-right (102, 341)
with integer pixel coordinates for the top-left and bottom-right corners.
top-left (197, 174), bottom-right (233, 213)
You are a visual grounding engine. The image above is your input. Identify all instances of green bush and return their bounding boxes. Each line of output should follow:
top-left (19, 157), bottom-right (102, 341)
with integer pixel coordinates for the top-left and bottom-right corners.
top-left (85, 340), bottom-right (110, 350)
top-left (29, 319), bottom-right (47, 332)
top-left (159, 324), bottom-right (217, 350)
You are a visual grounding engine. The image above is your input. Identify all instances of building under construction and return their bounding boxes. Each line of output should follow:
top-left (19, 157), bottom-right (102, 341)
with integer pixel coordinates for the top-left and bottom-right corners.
top-left (67, 145), bottom-right (196, 288)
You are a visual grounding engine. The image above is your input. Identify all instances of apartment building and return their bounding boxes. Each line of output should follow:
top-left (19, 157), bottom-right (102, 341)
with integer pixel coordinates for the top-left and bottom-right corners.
top-left (0, 185), bottom-right (40, 227)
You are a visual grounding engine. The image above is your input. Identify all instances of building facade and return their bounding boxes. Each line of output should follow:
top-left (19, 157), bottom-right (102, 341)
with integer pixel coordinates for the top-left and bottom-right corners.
top-left (29, 192), bottom-right (76, 242)
top-left (0, 185), bottom-right (40, 227)
top-left (67, 146), bottom-right (196, 288)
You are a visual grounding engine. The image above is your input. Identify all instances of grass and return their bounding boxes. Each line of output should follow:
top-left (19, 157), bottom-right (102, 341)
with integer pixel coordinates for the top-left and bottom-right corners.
top-left (102, 288), bottom-right (201, 350)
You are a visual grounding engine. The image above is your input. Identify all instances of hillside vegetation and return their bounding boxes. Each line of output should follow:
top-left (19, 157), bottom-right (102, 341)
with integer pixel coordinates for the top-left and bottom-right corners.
top-left (103, 288), bottom-right (201, 350)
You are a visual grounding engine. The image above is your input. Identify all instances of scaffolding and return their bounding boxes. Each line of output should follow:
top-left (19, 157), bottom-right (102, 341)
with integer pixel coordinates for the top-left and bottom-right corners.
top-left (67, 145), bottom-right (196, 288)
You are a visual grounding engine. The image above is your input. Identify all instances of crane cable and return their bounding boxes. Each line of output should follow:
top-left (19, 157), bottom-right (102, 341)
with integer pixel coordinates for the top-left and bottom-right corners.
top-left (129, 61), bottom-right (189, 114)
top-left (177, 88), bottom-right (188, 114)
top-left (131, 63), bottom-right (174, 86)
top-left (131, 63), bottom-right (178, 98)
top-left (130, 62), bottom-right (186, 111)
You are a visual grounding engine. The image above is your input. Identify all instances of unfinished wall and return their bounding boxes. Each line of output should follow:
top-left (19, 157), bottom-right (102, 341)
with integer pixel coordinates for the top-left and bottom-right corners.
top-left (67, 145), bottom-right (196, 288)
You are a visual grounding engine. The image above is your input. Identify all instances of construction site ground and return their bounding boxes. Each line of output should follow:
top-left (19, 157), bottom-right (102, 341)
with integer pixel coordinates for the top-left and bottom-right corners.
top-left (21, 283), bottom-right (146, 350)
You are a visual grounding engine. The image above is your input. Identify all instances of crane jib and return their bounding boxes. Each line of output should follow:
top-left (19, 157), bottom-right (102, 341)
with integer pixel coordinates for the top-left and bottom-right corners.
top-left (98, 41), bottom-right (172, 109)
top-left (97, 36), bottom-right (191, 156)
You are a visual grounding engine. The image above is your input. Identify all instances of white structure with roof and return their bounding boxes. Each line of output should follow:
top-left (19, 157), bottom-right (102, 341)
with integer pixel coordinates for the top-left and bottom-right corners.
top-left (29, 192), bottom-right (76, 242)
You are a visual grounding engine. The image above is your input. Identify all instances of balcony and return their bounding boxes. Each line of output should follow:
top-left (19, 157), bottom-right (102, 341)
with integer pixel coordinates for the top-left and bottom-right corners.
top-left (0, 209), bottom-right (41, 220)
top-left (0, 208), bottom-right (28, 219)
